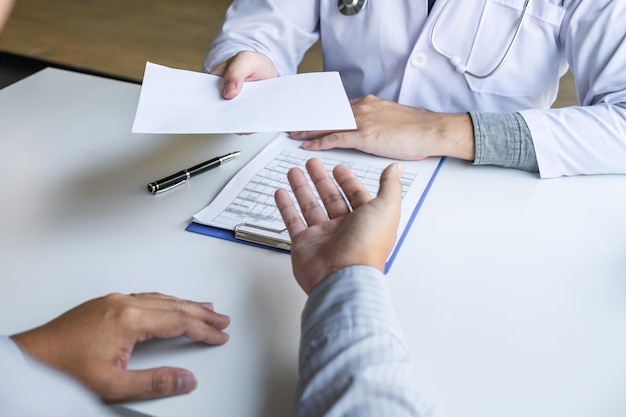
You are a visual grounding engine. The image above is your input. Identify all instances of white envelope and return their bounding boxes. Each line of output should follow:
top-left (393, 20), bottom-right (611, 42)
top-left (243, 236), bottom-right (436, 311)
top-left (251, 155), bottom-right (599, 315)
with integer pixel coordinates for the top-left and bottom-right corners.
top-left (131, 62), bottom-right (356, 134)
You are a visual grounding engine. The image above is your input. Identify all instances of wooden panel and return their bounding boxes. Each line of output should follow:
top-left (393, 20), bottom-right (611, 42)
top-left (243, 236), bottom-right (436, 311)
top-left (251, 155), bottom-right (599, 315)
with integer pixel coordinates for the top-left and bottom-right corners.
top-left (0, 0), bottom-right (573, 106)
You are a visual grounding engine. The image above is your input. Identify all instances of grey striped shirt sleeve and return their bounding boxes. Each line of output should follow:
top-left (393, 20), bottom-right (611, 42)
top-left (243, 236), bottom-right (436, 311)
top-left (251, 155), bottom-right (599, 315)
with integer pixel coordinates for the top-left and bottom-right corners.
top-left (470, 111), bottom-right (539, 173)
top-left (295, 265), bottom-right (428, 417)
top-left (0, 336), bottom-right (117, 417)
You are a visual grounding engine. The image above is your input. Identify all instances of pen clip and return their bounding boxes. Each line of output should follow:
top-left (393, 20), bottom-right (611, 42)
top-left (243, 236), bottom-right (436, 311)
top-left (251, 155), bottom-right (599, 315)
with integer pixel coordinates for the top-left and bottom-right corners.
top-left (234, 223), bottom-right (291, 251)
top-left (148, 178), bottom-right (187, 194)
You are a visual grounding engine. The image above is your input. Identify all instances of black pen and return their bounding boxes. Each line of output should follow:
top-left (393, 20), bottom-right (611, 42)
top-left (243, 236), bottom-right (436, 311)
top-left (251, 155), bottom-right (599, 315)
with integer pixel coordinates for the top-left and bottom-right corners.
top-left (147, 151), bottom-right (241, 194)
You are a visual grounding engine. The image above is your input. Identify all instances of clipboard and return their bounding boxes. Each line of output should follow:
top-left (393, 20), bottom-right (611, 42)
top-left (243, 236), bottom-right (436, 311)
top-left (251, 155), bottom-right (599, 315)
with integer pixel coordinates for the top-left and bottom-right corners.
top-left (187, 132), bottom-right (445, 272)
top-left (186, 222), bottom-right (291, 253)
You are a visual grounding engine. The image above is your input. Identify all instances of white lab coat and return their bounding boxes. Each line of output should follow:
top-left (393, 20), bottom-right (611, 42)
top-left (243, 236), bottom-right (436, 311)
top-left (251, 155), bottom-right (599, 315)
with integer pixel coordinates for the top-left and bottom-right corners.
top-left (206, 0), bottom-right (626, 178)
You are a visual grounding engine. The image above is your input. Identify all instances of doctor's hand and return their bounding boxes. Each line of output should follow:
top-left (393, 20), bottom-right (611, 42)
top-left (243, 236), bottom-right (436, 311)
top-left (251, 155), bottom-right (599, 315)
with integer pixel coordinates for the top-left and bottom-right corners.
top-left (289, 95), bottom-right (475, 161)
top-left (275, 158), bottom-right (403, 294)
top-left (11, 292), bottom-right (230, 403)
top-left (210, 51), bottom-right (278, 99)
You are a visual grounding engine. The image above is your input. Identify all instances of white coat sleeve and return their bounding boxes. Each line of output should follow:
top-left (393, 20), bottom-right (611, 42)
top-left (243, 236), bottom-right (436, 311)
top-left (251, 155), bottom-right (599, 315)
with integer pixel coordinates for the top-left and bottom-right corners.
top-left (204, 0), bottom-right (319, 76)
top-left (520, 1), bottom-right (626, 178)
top-left (0, 335), bottom-right (116, 417)
top-left (295, 265), bottom-right (428, 417)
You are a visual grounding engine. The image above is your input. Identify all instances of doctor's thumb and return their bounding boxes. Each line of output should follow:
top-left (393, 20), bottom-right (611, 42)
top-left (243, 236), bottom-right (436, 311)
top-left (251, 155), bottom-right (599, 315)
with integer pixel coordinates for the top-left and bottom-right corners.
top-left (222, 80), bottom-right (242, 100)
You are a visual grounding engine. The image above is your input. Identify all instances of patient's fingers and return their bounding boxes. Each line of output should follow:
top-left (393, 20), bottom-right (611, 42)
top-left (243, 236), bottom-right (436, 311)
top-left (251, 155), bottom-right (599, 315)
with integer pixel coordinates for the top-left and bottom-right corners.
top-left (305, 159), bottom-right (350, 219)
top-left (287, 166), bottom-right (329, 226)
top-left (332, 164), bottom-right (373, 210)
top-left (275, 188), bottom-right (306, 237)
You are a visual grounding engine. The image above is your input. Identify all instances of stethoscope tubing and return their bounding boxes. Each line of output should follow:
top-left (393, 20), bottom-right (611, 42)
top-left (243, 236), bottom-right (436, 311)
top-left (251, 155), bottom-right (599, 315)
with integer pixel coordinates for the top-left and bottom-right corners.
top-left (337, 0), bottom-right (534, 79)
top-left (430, 0), bottom-right (534, 79)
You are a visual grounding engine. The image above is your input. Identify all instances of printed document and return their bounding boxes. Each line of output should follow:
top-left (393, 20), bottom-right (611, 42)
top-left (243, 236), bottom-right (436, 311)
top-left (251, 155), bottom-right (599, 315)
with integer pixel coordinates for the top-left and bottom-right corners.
top-left (191, 133), bottom-right (443, 270)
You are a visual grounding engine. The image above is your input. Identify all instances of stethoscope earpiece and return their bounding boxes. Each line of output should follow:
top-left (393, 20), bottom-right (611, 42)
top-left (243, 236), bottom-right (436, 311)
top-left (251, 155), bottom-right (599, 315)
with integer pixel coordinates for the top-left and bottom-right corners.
top-left (338, 0), bottom-right (367, 16)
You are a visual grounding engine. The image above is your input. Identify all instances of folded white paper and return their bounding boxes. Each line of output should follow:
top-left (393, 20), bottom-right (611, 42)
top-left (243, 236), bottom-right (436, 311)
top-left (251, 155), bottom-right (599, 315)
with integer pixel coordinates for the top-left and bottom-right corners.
top-left (131, 62), bottom-right (356, 134)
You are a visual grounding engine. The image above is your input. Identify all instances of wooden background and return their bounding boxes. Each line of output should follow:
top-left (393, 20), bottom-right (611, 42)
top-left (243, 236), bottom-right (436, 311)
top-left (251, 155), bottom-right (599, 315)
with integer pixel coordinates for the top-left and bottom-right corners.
top-left (0, 0), bottom-right (576, 107)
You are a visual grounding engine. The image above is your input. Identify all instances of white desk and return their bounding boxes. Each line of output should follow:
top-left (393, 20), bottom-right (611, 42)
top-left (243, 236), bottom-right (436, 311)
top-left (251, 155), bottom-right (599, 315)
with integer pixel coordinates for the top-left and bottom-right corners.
top-left (1, 68), bottom-right (626, 417)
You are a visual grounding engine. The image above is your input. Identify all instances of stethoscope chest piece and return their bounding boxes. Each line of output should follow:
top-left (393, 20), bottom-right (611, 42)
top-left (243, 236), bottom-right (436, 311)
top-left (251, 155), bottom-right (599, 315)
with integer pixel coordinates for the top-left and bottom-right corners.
top-left (338, 0), bottom-right (367, 16)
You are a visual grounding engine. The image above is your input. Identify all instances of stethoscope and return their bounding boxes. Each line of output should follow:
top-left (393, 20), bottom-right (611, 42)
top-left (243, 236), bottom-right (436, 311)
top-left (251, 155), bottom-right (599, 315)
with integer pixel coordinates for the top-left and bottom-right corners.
top-left (338, 0), bottom-right (534, 79)
top-left (337, 0), bottom-right (367, 16)
top-left (431, 0), bottom-right (534, 78)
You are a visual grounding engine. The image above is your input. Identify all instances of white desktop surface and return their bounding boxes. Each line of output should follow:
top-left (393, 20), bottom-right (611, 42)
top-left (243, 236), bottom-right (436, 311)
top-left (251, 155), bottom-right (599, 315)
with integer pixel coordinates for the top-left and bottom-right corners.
top-left (1, 68), bottom-right (626, 417)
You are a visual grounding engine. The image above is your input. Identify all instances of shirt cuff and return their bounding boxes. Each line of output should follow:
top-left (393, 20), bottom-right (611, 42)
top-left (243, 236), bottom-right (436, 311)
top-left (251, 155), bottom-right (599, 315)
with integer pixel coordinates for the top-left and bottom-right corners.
top-left (301, 265), bottom-right (403, 351)
top-left (471, 111), bottom-right (539, 172)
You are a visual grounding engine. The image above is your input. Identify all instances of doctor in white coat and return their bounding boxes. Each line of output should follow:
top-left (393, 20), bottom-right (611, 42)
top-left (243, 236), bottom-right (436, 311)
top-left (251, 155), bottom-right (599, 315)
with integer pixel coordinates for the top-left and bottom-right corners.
top-left (205, 0), bottom-right (626, 178)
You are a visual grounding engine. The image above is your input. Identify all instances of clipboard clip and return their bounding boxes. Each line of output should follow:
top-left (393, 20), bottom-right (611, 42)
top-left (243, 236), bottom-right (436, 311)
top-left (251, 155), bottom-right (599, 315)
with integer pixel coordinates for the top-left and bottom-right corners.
top-left (234, 223), bottom-right (292, 251)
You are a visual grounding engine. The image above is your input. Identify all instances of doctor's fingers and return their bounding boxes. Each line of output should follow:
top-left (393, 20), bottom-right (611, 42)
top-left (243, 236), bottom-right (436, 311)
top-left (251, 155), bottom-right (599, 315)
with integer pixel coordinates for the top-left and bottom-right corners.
top-left (209, 55), bottom-right (250, 99)
top-left (213, 51), bottom-right (278, 99)
top-left (289, 129), bottom-right (338, 141)
top-left (209, 60), bottom-right (228, 76)
top-left (298, 130), bottom-right (364, 153)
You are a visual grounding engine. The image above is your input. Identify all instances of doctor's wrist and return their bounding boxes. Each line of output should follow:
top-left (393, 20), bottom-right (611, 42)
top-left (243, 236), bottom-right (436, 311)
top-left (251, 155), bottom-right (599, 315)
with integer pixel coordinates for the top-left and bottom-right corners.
top-left (435, 112), bottom-right (475, 161)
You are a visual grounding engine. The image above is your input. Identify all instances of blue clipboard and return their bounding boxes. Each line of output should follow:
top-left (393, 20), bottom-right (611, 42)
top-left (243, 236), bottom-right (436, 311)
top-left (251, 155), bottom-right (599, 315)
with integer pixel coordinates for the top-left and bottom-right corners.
top-left (186, 222), bottom-right (290, 254)
top-left (186, 157), bottom-right (446, 273)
